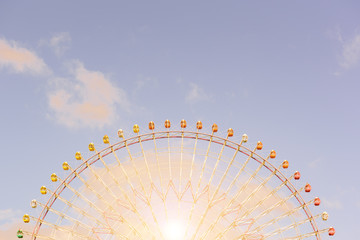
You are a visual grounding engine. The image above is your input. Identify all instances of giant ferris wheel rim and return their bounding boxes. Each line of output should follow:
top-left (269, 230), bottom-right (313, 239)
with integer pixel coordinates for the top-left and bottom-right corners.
top-left (31, 128), bottom-right (322, 239)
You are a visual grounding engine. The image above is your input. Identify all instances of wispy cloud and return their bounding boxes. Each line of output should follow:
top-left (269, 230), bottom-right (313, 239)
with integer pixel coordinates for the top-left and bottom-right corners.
top-left (0, 38), bottom-right (49, 75)
top-left (0, 213), bottom-right (33, 239)
top-left (0, 221), bottom-right (22, 239)
top-left (307, 157), bottom-right (322, 169)
top-left (339, 34), bottom-right (360, 69)
top-left (0, 209), bottom-right (21, 223)
top-left (134, 75), bottom-right (158, 91)
top-left (0, 36), bottom-right (133, 129)
top-left (40, 32), bottom-right (71, 56)
top-left (322, 198), bottom-right (343, 210)
top-left (48, 61), bottom-right (130, 128)
top-left (356, 201), bottom-right (360, 210)
top-left (185, 82), bottom-right (210, 103)
top-left (0, 208), bottom-right (23, 236)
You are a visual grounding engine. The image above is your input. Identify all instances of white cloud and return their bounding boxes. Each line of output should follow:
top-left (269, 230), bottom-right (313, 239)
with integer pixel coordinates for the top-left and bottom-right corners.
top-left (0, 36), bottom-right (133, 129)
top-left (0, 209), bottom-right (21, 222)
top-left (0, 208), bottom-right (23, 236)
top-left (47, 32), bottom-right (71, 56)
top-left (48, 61), bottom-right (130, 128)
top-left (185, 82), bottom-right (210, 103)
top-left (0, 38), bottom-right (49, 75)
top-left (134, 76), bottom-right (158, 90)
top-left (307, 157), bottom-right (322, 169)
top-left (340, 34), bottom-right (360, 69)
top-left (0, 215), bottom-right (33, 239)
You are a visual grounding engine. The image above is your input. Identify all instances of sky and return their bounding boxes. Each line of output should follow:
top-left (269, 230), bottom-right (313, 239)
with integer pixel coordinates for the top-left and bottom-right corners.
top-left (0, 0), bottom-right (359, 239)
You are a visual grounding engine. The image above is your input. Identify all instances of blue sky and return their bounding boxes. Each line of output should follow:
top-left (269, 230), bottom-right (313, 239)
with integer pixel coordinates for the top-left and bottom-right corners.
top-left (0, 1), bottom-right (359, 238)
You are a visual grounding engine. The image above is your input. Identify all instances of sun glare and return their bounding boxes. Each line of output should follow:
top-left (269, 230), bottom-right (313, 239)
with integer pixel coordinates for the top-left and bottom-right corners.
top-left (163, 219), bottom-right (186, 240)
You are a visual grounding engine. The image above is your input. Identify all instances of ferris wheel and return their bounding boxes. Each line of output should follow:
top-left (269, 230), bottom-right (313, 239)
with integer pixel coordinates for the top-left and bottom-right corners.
top-left (18, 120), bottom-right (335, 240)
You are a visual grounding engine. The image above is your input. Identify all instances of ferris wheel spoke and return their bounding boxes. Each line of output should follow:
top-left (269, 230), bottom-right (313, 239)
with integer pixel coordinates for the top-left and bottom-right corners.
top-left (246, 176), bottom-right (305, 223)
top-left (237, 165), bottom-right (278, 208)
top-left (68, 165), bottom-right (107, 201)
top-left (44, 188), bottom-right (109, 228)
top-left (251, 198), bottom-right (317, 233)
top-left (40, 192), bottom-right (138, 240)
top-left (232, 167), bottom-right (289, 224)
top-left (50, 183), bottom-right (143, 238)
top-left (96, 144), bottom-right (156, 225)
top-left (206, 135), bottom-right (229, 188)
top-left (55, 174), bottom-right (110, 221)
top-left (29, 215), bottom-right (97, 240)
top-left (183, 130), bottom-right (202, 238)
top-left (82, 159), bottom-right (118, 201)
top-left (189, 146), bottom-right (253, 240)
top-left (194, 134), bottom-right (213, 200)
top-left (109, 144), bottom-right (138, 192)
top-left (79, 151), bottom-right (153, 239)
top-left (137, 134), bottom-right (167, 239)
top-left (63, 164), bottom-right (143, 237)
top-left (242, 187), bottom-right (305, 236)
top-left (178, 130), bottom-right (186, 217)
top-left (122, 135), bottom-right (166, 239)
top-left (278, 230), bottom-right (324, 240)
top-left (123, 138), bottom-right (150, 198)
top-left (167, 131), bottom-right (172, 180)
top-left (151, 131), bottom-right (168, 219)
top-left (190, 134), bottom-right (232, 240)
top-left (223, 146), bottom-right (256, 195)
top-left (137, 135), bottom-right (154, 183)
top-left (188, 130), bottom-right (200, 183)
top-left (108, 142), bottom-right (161, 239)
top-left (214, 217), bottom-right (257, 239)
top-left (238, 160), bottom-right (293, 219)
top-left (197, 144), bottom-right (242, 240)
top-left (22, 230), bottom-right (56, 240)
top-left (254, 190), bottom-right (303, 225)
top-left (260, 215), bottom-right (318, 239)
top-left (73, 159), bottom-right (140, 235)
top-left (191, 134), bottom-right (228, 240)
top-left (197, 146), bottom-right (268, 240)
top-left (109, 141), bottom-right (149, 200)
top-left (216, 189), bottom-right (310, 239)
top-left (44, 185), bottom-right (141, 240)
top-left (34, 201), bottom-right (94, 232)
